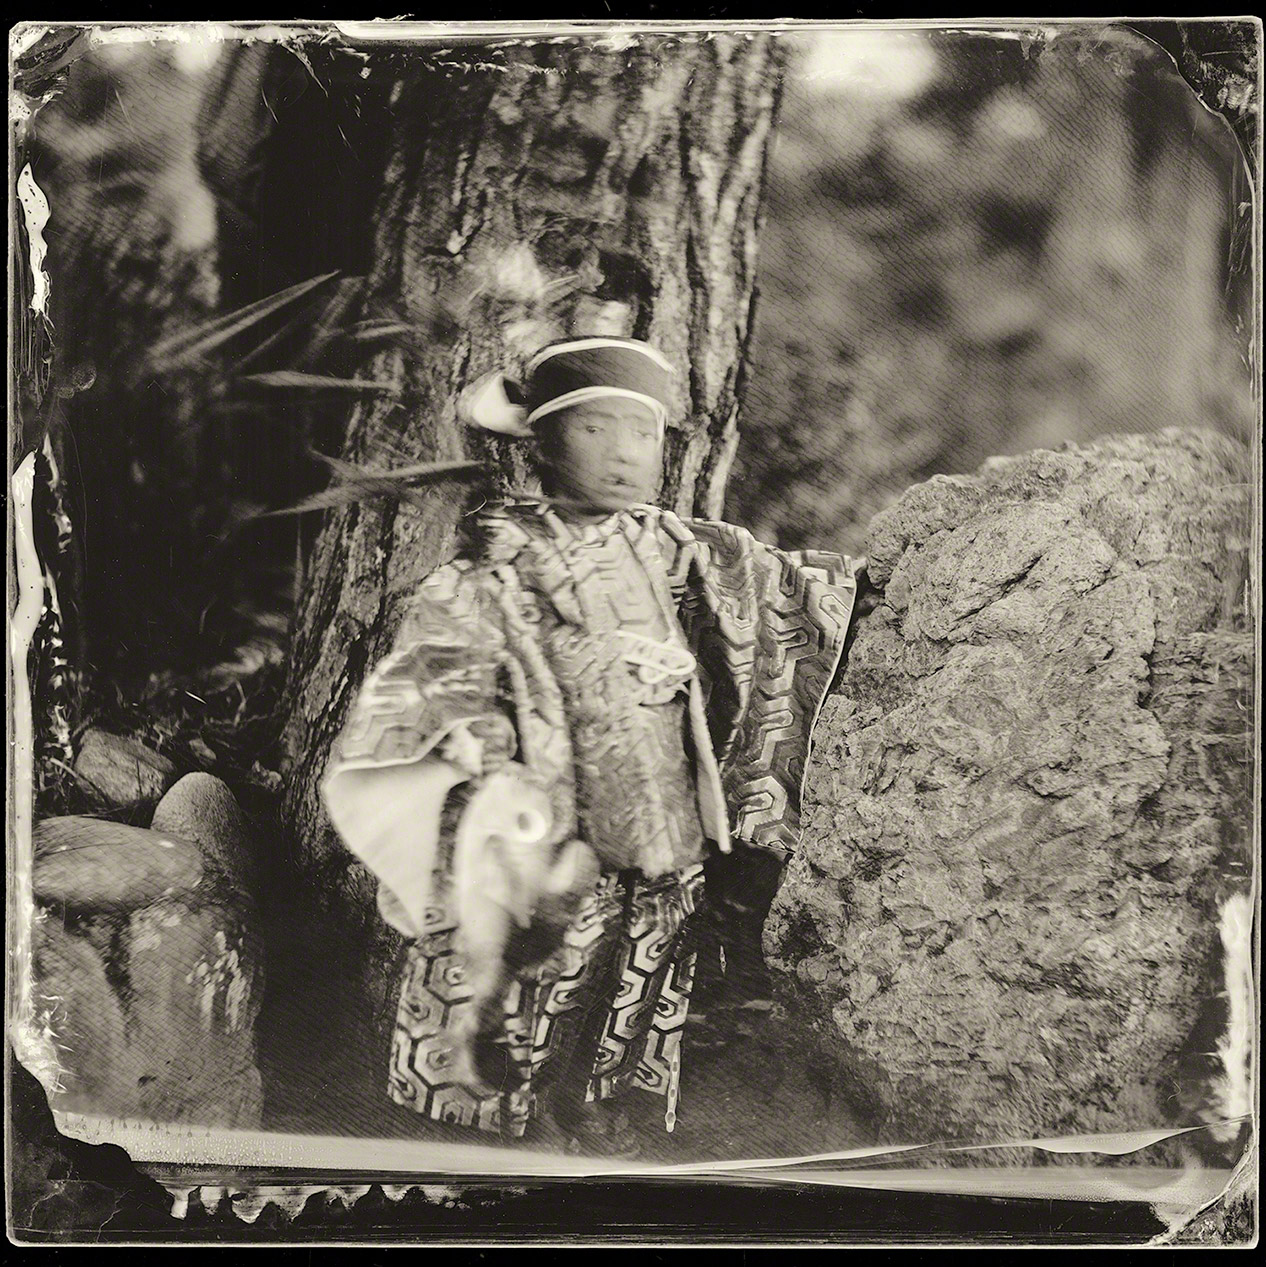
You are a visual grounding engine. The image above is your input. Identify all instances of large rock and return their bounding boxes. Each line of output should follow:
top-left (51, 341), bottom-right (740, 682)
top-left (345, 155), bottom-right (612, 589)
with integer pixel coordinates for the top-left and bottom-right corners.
top-left (151, 773), bottom-right (257, 894)
top-left (765, 430), bottom-right (1253, 1151)
top-left (34, 818), bottom-right (204, 912)
top-left (30, 783), bottom-right (264, 1128)
top-left (73, 729), bottom-right (177, 806)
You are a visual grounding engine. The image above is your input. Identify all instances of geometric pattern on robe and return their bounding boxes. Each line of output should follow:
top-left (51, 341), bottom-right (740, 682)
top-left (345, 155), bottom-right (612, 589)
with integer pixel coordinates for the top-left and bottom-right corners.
top-left (390, 865), bottom-right (703, 1137)
top-left (324, 501), bottom-right (859, 1136)
top-left (330, 501), bottom-right (859, 868)
top-left (653, 509), bottom-right (859, 858)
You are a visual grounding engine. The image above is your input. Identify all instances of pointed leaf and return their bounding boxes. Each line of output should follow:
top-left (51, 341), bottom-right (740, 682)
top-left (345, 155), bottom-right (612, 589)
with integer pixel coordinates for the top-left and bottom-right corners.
top-left (239, 372), bottom-right (400, 392)
top-left (259, 457), bottom-right (484, 516)
top-left (347, 322), bottom-right (416, 343)
top-left (232, 297), bottom-right (328, 374)
top-left (297, 278), bottom-right (367, 369)
top-left (257, 486), bottom-right (371, 516)
top-left (147, 271), bottom-right (340, 371)
top-left (311, 451), bottom-right (483, 484)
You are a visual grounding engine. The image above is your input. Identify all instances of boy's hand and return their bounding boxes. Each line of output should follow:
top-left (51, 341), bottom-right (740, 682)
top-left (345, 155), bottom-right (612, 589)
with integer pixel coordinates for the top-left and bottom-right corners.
top-left (438, 714), bottom-right (516, 778)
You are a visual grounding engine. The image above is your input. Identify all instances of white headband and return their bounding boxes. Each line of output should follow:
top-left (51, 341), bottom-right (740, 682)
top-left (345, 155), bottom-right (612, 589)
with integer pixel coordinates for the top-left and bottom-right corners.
top-left (457, 374), bottom-right (668, 439)
top-left (525, 386), bottom-right (667, 436)
top-left (527, 337), bottom-right (676, 375)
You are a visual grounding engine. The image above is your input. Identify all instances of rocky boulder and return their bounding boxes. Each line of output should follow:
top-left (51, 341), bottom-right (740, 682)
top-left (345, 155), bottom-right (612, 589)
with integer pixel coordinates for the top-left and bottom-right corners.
top-left (34, 818), bottom-right (204, 912)
top-left (765, 429), bottom-right (1253, 1153)
top-left (72, 728), bottom-right (177, 807)
top-left (151, 772), bottom-right (257, 895)
top-left (31, 776), bottom-right (264, 1128)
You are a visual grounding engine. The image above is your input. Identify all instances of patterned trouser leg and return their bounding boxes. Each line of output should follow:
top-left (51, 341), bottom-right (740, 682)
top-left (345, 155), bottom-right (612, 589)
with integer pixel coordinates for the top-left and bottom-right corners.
top-left (388, 865), bottom-right (705, 1137)
top-left (389, 906), bottom-right (508, 1133)
top-left (585, 870), bottom-right (702, 1108)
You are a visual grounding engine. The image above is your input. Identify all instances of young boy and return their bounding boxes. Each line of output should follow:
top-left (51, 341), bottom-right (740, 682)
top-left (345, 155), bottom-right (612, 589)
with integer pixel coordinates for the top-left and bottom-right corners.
top-left (322, 337), bottom-right (860, 1154)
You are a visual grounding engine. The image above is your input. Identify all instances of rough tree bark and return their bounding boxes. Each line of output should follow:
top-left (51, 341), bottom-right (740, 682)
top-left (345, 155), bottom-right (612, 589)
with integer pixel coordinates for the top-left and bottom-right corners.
top-left (278, 34), bottom-right (787, 964)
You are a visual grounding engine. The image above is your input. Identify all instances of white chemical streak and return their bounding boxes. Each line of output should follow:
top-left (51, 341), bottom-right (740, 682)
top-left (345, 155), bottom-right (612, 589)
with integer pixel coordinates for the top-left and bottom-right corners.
top-left (12, 24), bottom-right (52, 58)
top-left (17, 166), bottom-right (51, 316)
top-left (9, 455), bottom-right (61, 1091)
top-left (55, 1110), bottom-right (1249, 1182)
top-left (1212, 892), bottom-right (1254, 1139)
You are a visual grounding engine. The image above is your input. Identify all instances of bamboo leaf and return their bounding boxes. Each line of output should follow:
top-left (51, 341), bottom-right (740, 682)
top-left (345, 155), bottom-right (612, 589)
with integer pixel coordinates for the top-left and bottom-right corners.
top-left (258, 486), bottom-right (382, 516)
top-left (236, 277), bottom-right (367, 376)
top-left (147, 271), bottom-right (341, 371)
top-left (232, 296), bottom-right (328, 374)
top-left (259, 457), bottom-right (485, 517)
top-left (297, 278), bottom-right (367, 369)
top-left (239, 372), bottom-right (400, 392)
top-left (310, 451), bottom-right (482, 483)
top-left (347, 322), bottom-right (416, 343)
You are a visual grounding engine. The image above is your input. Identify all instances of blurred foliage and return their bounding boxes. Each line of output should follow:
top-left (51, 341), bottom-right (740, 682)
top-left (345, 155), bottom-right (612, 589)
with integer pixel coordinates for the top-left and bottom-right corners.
top-left (17, 36), bottom-right (392, 708)
top-left (731, 29), bottom-right (1255, 554)
top-left (22, 38), bottom-right (228, 695)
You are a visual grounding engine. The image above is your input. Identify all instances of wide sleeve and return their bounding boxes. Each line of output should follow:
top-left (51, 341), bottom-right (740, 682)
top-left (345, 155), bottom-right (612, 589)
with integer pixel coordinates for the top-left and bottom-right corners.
top-left (321, 562), bottom-right (517, 937)
top-left (681, 518), bottom-right (860, 859)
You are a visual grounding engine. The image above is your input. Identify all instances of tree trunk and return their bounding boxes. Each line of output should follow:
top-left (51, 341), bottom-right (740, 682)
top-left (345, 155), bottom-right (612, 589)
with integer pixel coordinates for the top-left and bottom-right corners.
top-left (278, 34), bottom-right (787, 952)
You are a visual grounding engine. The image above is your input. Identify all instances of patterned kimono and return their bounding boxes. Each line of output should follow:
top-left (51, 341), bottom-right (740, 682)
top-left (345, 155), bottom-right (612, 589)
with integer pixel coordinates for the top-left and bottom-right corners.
top-left (324, 500), bottom-right (858, 1138)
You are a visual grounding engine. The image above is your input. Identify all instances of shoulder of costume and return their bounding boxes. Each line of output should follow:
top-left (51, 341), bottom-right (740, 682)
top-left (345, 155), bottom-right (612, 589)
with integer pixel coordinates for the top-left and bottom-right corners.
top-left (674, 512), bottom-right (759, 561)
top-left (407, 557), bottom-right (488, 626)
top-left (680, 514), bottom-right (858, 576)
top-left (455, 498), bottom-right (546, 568)
top-left (637, 503), bottom-right (691, 539)
top-left (409, 531), bottom-right (515, 614)
top-left (677, 517), bottom-right (859, 601)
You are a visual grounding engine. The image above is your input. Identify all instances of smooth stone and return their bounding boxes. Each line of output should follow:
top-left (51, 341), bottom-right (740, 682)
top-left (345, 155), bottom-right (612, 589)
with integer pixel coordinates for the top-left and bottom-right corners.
top-left (122, 900), bottom-right (264, 1128)
top-left (151, 773), bottom-right (256, 894)
top-left (29, 903), bottom-right (263, 1129)
top-left (33, 817), bottom-right (204, 912)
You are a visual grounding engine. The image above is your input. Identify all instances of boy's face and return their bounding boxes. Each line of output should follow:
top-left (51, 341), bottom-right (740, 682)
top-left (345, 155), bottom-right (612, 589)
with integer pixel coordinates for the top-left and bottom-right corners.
top-left (542, 398), bottom-right (664, 514)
